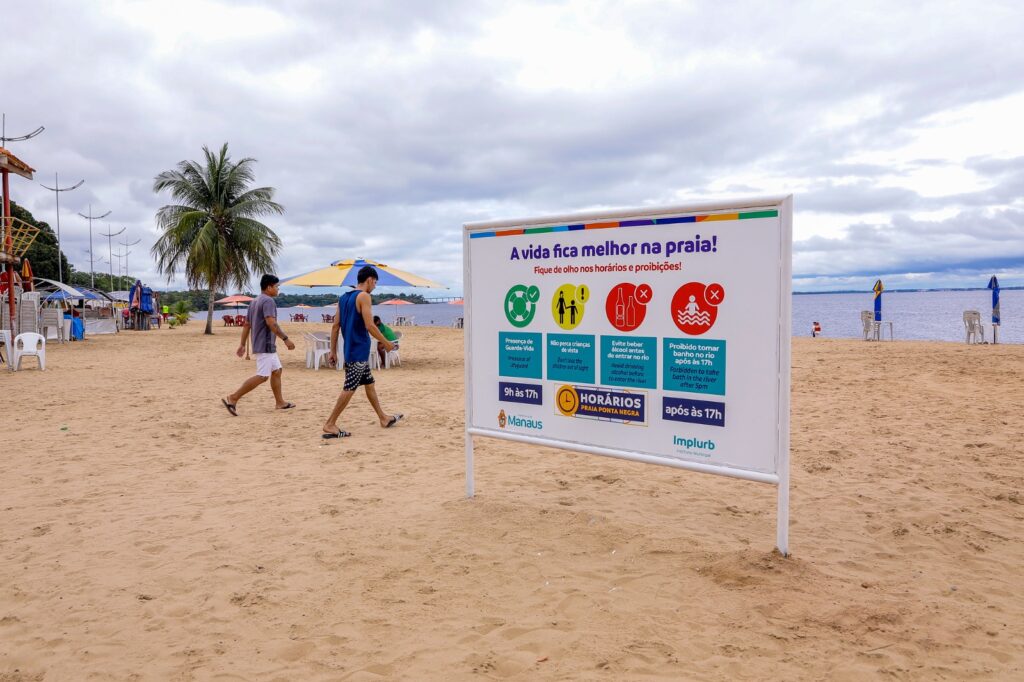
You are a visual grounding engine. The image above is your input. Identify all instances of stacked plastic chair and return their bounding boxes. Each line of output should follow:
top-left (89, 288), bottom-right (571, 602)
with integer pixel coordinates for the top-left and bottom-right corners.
top-left (0, 293), bottom-right (12, 335)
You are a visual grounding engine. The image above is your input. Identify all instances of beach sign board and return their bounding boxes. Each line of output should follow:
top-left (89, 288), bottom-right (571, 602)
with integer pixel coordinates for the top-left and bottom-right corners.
top-left (463, 196), bottom-right (793, 554)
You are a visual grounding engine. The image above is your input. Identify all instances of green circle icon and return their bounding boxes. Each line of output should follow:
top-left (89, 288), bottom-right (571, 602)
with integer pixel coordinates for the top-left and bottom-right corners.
top-left (505, 284), bottom-right (540, 327)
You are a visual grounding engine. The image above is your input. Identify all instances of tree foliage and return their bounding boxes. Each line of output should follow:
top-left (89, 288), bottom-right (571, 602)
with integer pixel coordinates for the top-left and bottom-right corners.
top-left (152, 143), bottom-right (283, 334)
top-left (10, 201), bottom-right (71, 282)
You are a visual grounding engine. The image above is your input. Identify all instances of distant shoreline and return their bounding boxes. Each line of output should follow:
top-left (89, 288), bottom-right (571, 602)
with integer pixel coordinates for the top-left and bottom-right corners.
top-left (793, 286), bottom-right (1022, 295)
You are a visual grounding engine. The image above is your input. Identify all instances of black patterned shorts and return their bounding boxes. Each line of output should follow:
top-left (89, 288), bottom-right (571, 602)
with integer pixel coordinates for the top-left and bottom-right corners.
top-left (343, 361), bottom-right (375, 391)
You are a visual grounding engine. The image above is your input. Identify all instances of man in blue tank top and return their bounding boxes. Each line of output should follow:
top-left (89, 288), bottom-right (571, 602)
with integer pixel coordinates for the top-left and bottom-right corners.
top-left (322, 265), bottom-right (403, 438)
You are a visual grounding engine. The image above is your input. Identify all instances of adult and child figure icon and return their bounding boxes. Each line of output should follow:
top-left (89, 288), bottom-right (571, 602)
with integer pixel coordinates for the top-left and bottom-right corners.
top-left (222, 267), bottom-right (404, 439)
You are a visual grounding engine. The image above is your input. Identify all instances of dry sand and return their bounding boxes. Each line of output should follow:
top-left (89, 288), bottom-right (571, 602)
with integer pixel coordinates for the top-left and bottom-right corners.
top-left (1, 324), bottom-right (1022, 680)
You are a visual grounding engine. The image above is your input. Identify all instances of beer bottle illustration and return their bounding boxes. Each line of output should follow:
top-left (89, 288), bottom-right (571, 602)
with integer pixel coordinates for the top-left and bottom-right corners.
top-left (615, 287), bottom-right (625, 327)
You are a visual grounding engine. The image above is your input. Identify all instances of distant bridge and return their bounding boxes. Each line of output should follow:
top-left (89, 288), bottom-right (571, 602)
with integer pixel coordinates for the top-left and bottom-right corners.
top-left (423, 296), bottom-right (463, 303)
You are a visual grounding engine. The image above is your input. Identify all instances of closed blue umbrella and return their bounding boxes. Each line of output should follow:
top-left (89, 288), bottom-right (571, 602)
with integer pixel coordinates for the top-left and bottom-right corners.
top-left (988, 276), bottom-right (1000, 343)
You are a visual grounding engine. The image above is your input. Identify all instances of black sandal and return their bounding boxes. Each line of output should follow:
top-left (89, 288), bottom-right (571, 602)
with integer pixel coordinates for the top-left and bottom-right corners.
top-left (222, 398), bottom-right (238, 416)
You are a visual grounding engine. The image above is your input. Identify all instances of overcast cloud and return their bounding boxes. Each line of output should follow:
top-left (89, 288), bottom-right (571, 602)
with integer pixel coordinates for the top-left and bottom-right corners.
top-left (2, 0), bottom-right (1022, 293)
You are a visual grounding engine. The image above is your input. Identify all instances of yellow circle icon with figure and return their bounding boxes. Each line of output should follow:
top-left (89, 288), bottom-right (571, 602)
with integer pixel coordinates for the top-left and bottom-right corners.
top-left (551, 283), bottom-right (589, 330)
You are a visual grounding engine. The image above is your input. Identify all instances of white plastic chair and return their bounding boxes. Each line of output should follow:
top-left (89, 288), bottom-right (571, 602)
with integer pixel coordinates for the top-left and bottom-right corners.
top-left (860, 310), bottom-right (879, 341)
top-left (13, 332), bottom-right (45, 370)
top-left (0, 329), bottom-right (11, 370)
top-left (963, 310), bottom-right (985, 344)
top-left (304, 332), bottom-right (331, 370)
top-left (384, 331), bottom-right (402, 368)
top-left (1, 293), bottom-right (15, 335)
top-left (18, 291), bottom-right (41, 335)
top-left (42, 308), bottom-right (66, 343)
top-left (368, 337), bottom-right (382, 369)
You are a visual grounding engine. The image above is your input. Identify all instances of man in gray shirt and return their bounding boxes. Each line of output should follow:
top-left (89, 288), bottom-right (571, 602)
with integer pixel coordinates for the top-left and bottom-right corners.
top-left (222, 274), bottom-right (296, 415)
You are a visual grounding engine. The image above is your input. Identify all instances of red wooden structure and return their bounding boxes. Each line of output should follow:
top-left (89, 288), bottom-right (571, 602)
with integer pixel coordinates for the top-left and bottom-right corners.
top-left (1, 145), bottom-right (36, 325)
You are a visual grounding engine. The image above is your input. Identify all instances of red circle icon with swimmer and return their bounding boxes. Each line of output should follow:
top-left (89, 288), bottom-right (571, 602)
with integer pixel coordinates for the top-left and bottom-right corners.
top-left (605, 283), bottom-right (653, 332)
top-left (671, 282), bottom-right (725, 335)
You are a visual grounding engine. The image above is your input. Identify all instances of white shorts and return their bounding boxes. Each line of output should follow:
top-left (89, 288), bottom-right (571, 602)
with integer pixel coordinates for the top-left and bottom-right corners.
top-left (254, 352), bottom-right (283, 377)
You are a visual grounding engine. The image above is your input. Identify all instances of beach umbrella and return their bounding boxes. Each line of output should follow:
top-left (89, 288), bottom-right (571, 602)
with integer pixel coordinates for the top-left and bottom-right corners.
top-left (872, 279), bottom-right (883, 321)
top-left (215, 294), bottom-right (254, 313)
top-left (280, 258), bottom-right (445, 288)
top-left (215, 294), bottom-right (254, 305)
top-left (20, 258), bottom-right (33, 291)
top-left (988, 276), bottom-right (1000, 343)
top-left (988, 276), bottom-right (1000, 325)
top-left (130, 280), bottom-right (142, 310)
top-left (448, 298), bottom-right (464, 305)
top-left (379, 298), bottom-right (415, 322)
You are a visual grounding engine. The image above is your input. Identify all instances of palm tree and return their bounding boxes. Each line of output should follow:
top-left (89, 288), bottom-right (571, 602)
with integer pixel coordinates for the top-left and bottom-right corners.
top-left (152, 143), bottom-right (284, 334)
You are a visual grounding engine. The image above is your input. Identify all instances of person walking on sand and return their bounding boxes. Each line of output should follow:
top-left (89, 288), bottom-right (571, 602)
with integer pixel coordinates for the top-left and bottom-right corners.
top-left (222, 274), bottom-right (296, 416)
top-left (322, 265), bottom-right (403, 438)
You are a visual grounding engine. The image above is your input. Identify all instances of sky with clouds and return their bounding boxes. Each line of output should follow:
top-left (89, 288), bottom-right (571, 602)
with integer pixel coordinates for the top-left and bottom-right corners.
top-left (2, 0), bottom-right (1022, 293)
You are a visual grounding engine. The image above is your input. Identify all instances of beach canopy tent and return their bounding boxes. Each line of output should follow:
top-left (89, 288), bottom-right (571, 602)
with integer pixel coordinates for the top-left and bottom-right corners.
top-left (45, 288), bottom-right (99, 302)
top-left (30, 279), bottom-right (119, 337)
top-left (281, 258), bottom-right (445, 289)
top-left (33, 277), bottom-right (87, 299)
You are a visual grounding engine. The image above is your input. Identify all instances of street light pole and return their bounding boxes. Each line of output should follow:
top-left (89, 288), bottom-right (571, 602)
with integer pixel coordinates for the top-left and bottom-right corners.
top-left (112, 248), bottom-right (131, 280)
top-left (39, 174), bottom-right (84, 285)
top-left (119, 237), bottom-right (140, 282)
top-left (99, 224), bottom-right (125, 291)
top-left (77, 204), bottom-right (111, 289)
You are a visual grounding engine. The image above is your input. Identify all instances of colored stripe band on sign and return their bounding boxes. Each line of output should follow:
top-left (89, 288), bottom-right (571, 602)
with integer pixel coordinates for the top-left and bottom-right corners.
top-left (469, 210), bottom-right (777, 238)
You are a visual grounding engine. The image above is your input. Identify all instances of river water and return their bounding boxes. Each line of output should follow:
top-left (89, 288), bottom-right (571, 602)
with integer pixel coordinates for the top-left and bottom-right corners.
top-left (200, 289), bottom-right (1020, 343)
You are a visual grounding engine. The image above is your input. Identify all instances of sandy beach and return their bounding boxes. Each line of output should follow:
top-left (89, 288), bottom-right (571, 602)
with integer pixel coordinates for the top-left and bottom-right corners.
top-left (1, 324), bottom-right (1022, 680)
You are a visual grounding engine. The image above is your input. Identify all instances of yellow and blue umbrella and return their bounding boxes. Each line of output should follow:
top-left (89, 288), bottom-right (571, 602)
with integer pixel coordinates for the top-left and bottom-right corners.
top-left (281, 258), bottom-right (445, 288)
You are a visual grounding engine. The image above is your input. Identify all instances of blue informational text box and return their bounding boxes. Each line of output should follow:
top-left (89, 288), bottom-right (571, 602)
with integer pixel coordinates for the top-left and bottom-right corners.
top-left (546, 334), bottom-right (595, 383)
top-left (662, 396), bottom-right (726, 427)
top-left (499, 332), bottom-right (543, 379)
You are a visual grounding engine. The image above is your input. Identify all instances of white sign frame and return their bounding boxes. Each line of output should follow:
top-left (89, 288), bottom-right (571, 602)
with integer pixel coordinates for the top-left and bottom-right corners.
top-left (463, 196), bottom-right (793, 554)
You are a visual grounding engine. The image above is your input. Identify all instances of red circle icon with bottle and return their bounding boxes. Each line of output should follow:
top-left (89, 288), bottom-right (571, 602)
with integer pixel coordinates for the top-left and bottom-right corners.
top-left (671, 282), bottom-right (724, 335)
top-left (605, 283), bottom-right (652, 332)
